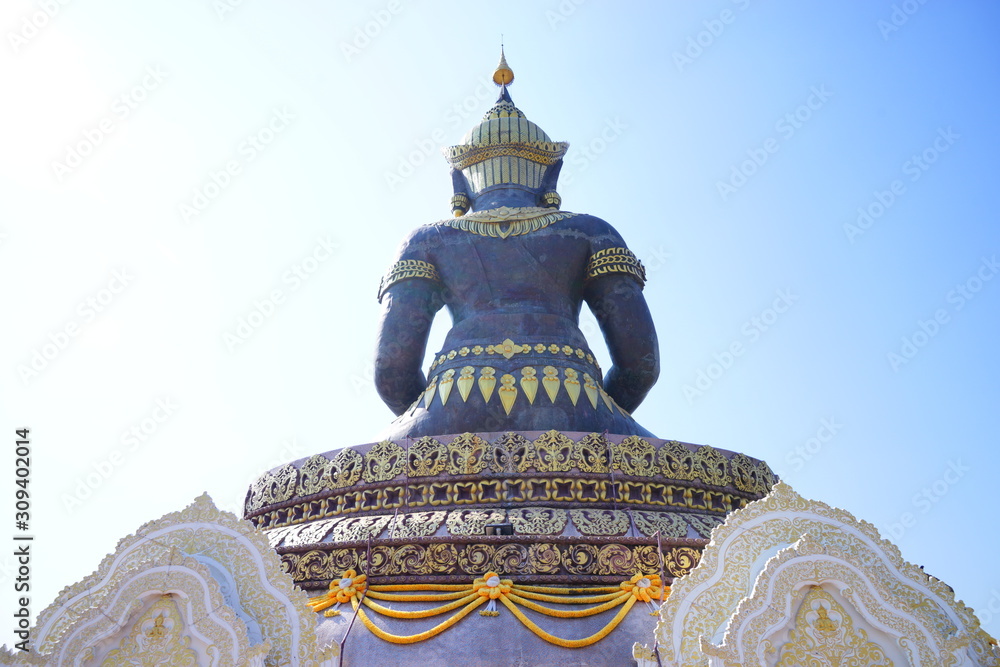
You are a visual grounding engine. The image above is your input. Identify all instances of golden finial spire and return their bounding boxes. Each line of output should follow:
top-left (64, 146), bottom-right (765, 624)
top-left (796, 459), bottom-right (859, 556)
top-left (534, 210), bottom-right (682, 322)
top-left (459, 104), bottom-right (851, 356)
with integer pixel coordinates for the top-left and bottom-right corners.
top-left (493, 45), bottom-right (514, 87)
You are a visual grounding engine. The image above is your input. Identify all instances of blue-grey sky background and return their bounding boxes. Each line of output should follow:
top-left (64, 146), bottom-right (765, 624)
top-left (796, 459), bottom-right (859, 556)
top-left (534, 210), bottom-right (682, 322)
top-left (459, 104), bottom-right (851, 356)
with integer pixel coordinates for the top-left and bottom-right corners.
top-left (2, 0), bottom-right (998, 648)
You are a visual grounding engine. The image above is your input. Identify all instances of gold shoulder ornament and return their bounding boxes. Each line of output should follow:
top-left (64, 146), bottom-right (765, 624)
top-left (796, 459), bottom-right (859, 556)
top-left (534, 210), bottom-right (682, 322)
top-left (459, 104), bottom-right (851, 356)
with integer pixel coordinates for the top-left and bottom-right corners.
top-left (585, 247), bottom-right (647, 288)
top-left (377, 259), bottom-right (442, 302)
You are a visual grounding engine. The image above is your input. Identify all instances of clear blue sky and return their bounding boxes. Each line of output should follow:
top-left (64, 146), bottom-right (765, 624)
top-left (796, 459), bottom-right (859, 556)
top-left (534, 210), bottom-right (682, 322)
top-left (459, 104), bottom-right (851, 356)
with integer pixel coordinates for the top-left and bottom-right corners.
top-left (2, 0), bottom-right (998, 648)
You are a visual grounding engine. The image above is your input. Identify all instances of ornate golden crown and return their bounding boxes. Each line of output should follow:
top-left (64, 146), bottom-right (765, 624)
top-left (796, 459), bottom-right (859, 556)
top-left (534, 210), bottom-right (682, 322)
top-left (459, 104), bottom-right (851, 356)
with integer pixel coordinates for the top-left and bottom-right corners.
top-left (443, 51), bottom-right (569, 173)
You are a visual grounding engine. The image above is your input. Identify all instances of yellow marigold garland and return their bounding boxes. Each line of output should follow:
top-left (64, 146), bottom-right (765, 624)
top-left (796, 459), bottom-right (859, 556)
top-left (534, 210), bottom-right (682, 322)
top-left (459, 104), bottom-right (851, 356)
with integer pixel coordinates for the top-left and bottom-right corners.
top-left (351, 595), bottom-right (488, 644)
top-left (365, 589), bottom-right (473, 603)
top-left (372, 583), bottom-right (471, 592)
top-left (499, 594), bottom-right (638, 648)
top-left (619, 573), bottom-right (666, 603)
top-left (511, 589), bottom-right (627, 605)
top-left (306, 569), bottom-right (367, 617)
top-left (506, 591), bottom-right (631, 618)
top-left (311, 570), bottom-right (669, 648)
top-left (362, 593), bottom-right (480, 619)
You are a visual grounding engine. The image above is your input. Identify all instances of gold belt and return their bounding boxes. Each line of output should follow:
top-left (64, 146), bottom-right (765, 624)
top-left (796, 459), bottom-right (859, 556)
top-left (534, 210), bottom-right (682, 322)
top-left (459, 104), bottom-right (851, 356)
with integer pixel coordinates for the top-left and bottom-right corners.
top-left (429, 337), bottom-right (601, 374)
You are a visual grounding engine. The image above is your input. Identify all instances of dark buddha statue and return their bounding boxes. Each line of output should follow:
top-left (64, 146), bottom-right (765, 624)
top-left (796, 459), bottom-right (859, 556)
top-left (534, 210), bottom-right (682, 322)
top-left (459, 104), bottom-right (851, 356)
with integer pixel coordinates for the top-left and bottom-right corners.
top-left (374, 52), bottom-right (659, 439)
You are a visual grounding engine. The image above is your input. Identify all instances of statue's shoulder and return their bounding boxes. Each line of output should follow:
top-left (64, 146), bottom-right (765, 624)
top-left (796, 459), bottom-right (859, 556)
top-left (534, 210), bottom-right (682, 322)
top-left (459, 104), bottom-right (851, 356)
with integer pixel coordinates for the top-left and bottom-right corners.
top-left (555, 213), bottom-right (630, 248)
top-left (392, 223), bottom-right (443, 258)
top-left (556, 212), bottom-right (614, 233)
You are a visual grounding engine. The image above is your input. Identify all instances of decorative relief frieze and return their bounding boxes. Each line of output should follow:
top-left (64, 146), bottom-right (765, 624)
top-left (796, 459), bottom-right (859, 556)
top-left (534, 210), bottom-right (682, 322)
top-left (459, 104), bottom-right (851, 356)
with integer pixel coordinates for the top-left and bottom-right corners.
top-left (363, 440), bottom-right (405, 483)
top-left (642, 482), bottom-right (1000, 667)
top-left (281, 542), bottom-right (701, 583)
top-left (244, 432), bottom-right (776, 521)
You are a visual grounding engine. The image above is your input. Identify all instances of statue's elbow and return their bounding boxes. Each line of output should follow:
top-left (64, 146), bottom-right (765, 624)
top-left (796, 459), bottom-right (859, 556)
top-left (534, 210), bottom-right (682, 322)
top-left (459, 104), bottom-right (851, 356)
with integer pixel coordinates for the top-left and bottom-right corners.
top-left (639, 348), bottom-right (660, 391)
top-left (374, 354), bottom-right (423, 416)
top-left (646, 352), bottom-right (660, 386)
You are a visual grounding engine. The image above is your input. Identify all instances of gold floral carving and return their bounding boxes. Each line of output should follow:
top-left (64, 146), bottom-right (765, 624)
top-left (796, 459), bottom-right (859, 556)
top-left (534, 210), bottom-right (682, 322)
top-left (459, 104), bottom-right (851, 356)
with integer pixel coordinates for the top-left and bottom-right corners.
top-left (662, 547), bottom-right (700, 577)
top-left (329, 515), bottom-right (391, 543)
top-left (246, 434), bottom-right (774, 517)
top-left (569, 509), bottom-right (630, 536)
top-left (101, 595), bottom-right (199, 667)
top-left (446, 508), bottom-right (506, 536)
top-left (692, 444), bottom-right (730, 487)
top-left (253, 477), bottom-right (742, 529)
top-left (563, 544), bottom-right (599, 575)
top-left (595, 544), bottom-right (635, 575)
top-left (31, 494), bottom-right (328, 666)
top-left (575, 432), bottom-right (612, 473)
top-left (508, 507), bottom-right (567, 535)
top-left (633, 511), bottom-right (689, 538)
top-left (633, 642), bottom-right (658, 662)
top-left (282, 517), bottom-right (338, 547)
top-left (534, 430), bottom-right (575, 472)
top-left (651, 483), bottom-right (1000, 667)
top-left (447, 433), bottom-right (489, 475)
top-left (685, 514), bottom-right (723, 538)
top-left (263, 524), bottom-right (297, 548)
top-left (388, 510), bottom-right (447, 539)
top-left (731, 452), bottom-right (777, 495)
top-left (456, 543), bottom-right (494, 575)
top-left (363, 440), bottom-right (405, 483)
top-left (528, 543), bottom-right (564, 574)
top-left (270, 463), bottom-right (299, 503)
top-left (407, 436), bottom-right (448, 477)
top-left (297, 454), bottom-right (333, 496)
top-left (245, 472), bottom-right (272, 513)
top-left (615, 436), bottom-right (657, 477)
top-left (330, 446), bottom-right (363, 489)
top-left (657, 440), bottom-right (698, 481)
top-left (489, 432), bottom-right (536, 473)
top-left (285, 541), bottom-right (671, 581)
top-left (775, 587), bottom-right (894, 667)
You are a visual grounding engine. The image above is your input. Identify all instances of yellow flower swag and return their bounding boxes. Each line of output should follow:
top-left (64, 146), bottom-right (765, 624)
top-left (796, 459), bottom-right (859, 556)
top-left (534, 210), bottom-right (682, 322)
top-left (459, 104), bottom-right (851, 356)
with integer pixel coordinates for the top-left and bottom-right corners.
top-left (307, 570), bottom-right (669, 648)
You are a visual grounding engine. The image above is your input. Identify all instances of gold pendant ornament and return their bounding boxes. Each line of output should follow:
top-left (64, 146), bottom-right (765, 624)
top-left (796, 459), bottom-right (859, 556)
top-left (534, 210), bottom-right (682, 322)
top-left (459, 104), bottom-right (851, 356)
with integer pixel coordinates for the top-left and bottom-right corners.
top-left (564, 369), bottom-right (581, 406)
top-left (423, 375), bottom-right (438, 408)
top-left (499, 374), bottom-right (518, 415)
top-left (520, 367), bottom-right (538, 404)
top-left (457, 366), bottom-right (475, 402)
top-left (583, 373), bottom-right (599, 410)
top-left (542, 366), bottom-right (561, 403)
top-left (438, 369), bottom-right (455, 406)
top-left (479, 367), bottom-right (497, 403)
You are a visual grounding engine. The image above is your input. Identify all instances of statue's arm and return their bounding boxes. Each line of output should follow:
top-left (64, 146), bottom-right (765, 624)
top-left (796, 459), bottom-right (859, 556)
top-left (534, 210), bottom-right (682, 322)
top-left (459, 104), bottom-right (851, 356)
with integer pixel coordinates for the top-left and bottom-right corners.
top-left (374, 247), bottom-right (444, 415)
top-left (374, 281), bottom-right (442, 415)
top-left (583, 246), bottom-right (659, 413)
